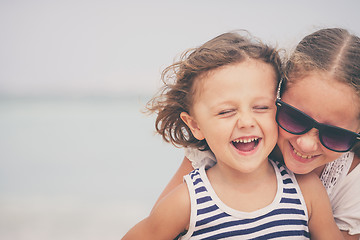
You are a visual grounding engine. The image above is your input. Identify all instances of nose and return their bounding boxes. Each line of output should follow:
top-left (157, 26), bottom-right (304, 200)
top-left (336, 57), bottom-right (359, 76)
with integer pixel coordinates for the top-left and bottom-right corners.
top-left (236, 112), bottom-right (255, 129)
top-left (295, 129), bottom-right (319, 152)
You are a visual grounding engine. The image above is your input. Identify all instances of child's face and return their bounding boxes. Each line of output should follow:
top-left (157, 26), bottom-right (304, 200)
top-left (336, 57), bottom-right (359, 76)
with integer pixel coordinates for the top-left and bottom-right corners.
top-left (182, 59), bottom-right (278, 173)
top-left (277, 72), bottom-right (360, 174)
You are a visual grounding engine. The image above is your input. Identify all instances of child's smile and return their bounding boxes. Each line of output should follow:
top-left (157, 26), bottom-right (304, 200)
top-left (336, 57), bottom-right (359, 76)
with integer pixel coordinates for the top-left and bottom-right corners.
top-left (232, 136), bottom-right (260, 153)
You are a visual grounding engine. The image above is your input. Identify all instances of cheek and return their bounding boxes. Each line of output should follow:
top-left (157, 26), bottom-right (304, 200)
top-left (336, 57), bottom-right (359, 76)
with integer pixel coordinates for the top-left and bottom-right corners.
top-left (321, 148), bottom-right (343, 164)
top-left (200, 120), bottom-right (232, 140)
top-left (277, 128), bottom-right (293, 148)
top-left (260, 115), bottom-right (278, 145)
top-left (269, 121), bottom-right (279, 137)
top-left (277, 128), bottom-right (288, 139)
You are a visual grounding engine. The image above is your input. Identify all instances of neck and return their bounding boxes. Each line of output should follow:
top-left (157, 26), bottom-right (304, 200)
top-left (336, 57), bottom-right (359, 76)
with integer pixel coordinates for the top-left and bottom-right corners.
top-left (349, 153), bottom-right (360, 173)
top-left (208, 158), bottom-right (274, 190)
top-left (312, 165), bottom-right (325, 177)
top-left (206, 158), bottom-right (277, 212)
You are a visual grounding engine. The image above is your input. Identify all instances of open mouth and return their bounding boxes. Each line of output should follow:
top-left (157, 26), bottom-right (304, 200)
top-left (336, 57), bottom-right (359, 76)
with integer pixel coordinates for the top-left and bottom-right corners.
top-left (290, 143), bottom-right (319, 160)
top-left (293, 148), bottom-right (315, 159)
top-left (232, 137), bottom-right (260, 152)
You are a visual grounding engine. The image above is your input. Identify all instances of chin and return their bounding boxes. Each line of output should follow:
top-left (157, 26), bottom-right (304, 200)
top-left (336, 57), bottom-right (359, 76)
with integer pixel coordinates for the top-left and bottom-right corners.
top-left (283, 156), bottom-right (314, 175)
top-left (286, 164), bottom-right (312, 174)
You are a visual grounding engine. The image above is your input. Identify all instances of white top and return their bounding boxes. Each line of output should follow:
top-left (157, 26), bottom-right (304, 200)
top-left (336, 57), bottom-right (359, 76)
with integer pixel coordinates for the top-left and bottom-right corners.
top-left (184, 148), bottom-right (360, 235)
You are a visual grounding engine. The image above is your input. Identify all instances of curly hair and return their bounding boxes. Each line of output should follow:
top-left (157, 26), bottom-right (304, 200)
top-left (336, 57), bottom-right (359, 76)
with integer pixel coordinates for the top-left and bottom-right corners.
top-left (146, 31), bottom-right (283, 151)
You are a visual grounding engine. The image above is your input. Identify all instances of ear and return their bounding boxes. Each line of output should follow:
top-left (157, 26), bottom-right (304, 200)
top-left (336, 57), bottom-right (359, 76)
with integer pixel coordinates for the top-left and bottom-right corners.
top-left (180, 112), bottom-right (205, 140)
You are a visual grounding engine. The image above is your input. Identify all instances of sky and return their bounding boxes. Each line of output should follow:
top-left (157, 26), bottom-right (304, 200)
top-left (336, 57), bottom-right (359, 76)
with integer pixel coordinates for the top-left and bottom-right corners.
top-left (1, 0), bottom-right (360, 97)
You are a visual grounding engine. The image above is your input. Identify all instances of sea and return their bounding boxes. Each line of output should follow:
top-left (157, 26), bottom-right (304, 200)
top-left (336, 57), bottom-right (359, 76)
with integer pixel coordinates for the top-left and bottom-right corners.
top-left (0, 96), bottom-right (183, 239)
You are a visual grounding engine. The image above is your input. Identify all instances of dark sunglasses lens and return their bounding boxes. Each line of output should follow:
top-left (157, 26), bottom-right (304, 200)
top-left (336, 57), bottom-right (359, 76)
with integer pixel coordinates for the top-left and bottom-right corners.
top-left (277, 104), bottom-right (312, 133)
top-left (321, 127), bottom-right (355, 152)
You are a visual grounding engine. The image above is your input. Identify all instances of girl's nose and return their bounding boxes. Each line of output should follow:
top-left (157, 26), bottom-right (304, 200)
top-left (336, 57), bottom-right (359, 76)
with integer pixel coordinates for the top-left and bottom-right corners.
top-left (295, 129), bottom-right (319, 153)
top-left (237, 113), bottom-right (255, 129)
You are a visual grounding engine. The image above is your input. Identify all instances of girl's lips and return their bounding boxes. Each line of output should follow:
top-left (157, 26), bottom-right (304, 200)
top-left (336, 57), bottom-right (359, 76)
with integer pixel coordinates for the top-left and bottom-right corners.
top-left (232, 137), bottom-right (261, 156)
top-left (289, 143), bottom-right (319, 163)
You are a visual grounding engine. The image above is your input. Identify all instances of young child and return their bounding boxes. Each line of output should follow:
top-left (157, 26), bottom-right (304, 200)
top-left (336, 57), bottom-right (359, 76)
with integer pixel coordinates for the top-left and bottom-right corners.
top-left (122, 32), bottom-right (343, 240)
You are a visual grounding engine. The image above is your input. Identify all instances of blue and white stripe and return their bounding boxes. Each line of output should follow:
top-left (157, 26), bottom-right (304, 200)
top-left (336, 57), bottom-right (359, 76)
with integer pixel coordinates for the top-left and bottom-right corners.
top-left (180, 159), bottom-right (310, 239)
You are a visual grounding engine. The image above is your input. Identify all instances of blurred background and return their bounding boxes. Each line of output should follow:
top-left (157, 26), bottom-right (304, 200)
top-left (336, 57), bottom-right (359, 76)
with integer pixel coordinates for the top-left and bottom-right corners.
top-left (1, 0), bottom-right (360, 239)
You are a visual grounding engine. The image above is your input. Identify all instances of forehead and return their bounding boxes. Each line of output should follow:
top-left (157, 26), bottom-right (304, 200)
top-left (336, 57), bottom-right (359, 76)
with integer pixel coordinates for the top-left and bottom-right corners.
top-left (283, 73), bottom-right (360, 129)
top-left (194, 60), bottom-right (277, 97)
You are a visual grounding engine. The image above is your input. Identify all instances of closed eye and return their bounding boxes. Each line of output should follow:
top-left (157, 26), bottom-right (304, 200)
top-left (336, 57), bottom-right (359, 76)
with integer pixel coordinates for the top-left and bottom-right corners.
top-left (218, 109), bottom-right (235, 116)
top-left (253, 106), bottom-right (271, 112)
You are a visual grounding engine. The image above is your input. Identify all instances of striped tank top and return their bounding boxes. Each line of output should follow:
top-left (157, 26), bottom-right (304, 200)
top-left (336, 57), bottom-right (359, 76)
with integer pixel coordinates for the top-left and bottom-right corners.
top-left (180, 159), bottom-right (310, 239)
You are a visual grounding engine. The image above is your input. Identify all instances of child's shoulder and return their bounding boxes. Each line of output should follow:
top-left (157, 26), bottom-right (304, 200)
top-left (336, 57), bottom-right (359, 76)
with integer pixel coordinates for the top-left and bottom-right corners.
top-left (147, 182), bottom-right (191, 237)
top-left (295, 172), bottom-right (323, 191)
top-left (295, 172), bottom-right (329, 217)
top-left (165, 182), bottom-right (191, 206)
top-left (295, 172), bottom-right (325, 199)
top-left (295, 173), bottom-right (343, 239)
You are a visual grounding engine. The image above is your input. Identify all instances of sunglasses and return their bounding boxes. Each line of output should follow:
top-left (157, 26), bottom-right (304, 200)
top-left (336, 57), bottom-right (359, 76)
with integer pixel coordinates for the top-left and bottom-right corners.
top-left (275, 99), bottom-right (360, 152)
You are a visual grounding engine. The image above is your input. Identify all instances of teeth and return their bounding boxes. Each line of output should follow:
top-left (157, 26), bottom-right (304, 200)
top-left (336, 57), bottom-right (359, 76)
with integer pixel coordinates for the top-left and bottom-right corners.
top-left (233, 137), bottom-right (258, 143)
top-left (293, 148), bottom-right (314, 159)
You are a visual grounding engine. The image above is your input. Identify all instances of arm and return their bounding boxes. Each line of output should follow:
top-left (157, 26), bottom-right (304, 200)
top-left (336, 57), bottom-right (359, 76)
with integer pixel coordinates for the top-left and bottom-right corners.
top-left (151, 156), bottom-right (194, 212)
top-left (122, 183), bottom-right (191, 240)
top-left (341, 231), bottom-right (360, 240)
top-left (296, 173), bottom-right (344, 240)
top-left (152, 148), bottom-right (217, 212)
top-left (339, 155), bottom-right (360, 240)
